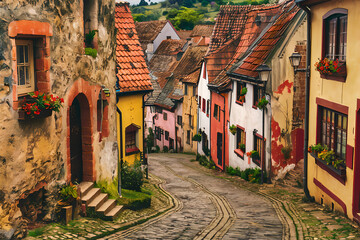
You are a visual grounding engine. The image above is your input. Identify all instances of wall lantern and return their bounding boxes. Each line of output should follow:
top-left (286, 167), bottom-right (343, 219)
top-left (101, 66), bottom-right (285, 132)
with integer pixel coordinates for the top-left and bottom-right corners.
top-left (289, 52), bottom-right (307, 74)
top-left (102, 86), bottom-right (110, 97)
top-left (255, 64), bottom-right (272, 83)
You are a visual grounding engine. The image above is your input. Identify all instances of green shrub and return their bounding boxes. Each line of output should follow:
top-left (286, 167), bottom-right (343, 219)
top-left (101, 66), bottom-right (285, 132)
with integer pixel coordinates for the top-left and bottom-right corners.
top-left (198, 155), bottom-right (215, 169)
top-left (85, 48), bottom-right (97, 58)
top-left (58, 183), bottom-right (78, 206)
top-left (146, 127), bottom-right (154, 152)
top-left (192, 134), bottom-right (201, 142)
top-left (155, 145), bottom-right (160, 153)
top-left (121, 160), bottom-right (144, 191)
top-left (84, 30), bottom-right (97, 47)
top-left (225, 166), bottom-right (266, 184)
top-left (163, 146), bottom-right (169, 152)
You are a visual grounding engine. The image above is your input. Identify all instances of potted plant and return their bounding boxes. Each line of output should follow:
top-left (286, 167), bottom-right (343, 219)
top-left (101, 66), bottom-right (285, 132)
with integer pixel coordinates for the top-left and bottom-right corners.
top-left (229, 124), bottom-right (237, 135)
top-left (315, 58), bottom-right (346, 81)
top-left (246, 150), bottom-right (260, 160)
top-left (58, 183), bottom-right (80, 224)
top-left (240, 87), bottom-right (247, 96)
top-left (256, 97), bottom-right (268, 110)
top-left (238, 143), bottom-right (245, 152)
top-left (19, 91), bottom-right (64, 120)
top-left (192, 134), bottom-right (201, 142)
top-left (84, 30), bottom-right (98, 58)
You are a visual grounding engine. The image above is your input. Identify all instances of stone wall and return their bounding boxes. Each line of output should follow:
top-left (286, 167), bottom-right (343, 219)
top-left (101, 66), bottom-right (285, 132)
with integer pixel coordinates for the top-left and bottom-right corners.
top-left (0, 0), bottom-right (117, 238)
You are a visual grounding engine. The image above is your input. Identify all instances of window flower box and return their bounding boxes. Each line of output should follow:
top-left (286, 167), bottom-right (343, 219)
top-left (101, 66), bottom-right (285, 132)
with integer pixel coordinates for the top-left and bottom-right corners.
top-left (310, 152), bottom-right (346, 178)
top-left (18, 92), bottom-right (63, 121)
top-left (315, 58), bottom-right (347, 82)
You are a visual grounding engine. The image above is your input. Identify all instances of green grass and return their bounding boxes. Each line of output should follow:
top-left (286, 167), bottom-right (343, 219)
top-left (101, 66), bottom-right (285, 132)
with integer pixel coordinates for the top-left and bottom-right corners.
top-left (27, 227), bottom-right (45, 237)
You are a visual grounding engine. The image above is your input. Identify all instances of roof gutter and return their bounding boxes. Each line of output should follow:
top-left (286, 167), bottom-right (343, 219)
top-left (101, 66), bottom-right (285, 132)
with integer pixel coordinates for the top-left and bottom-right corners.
top-left (296, 1), bottom-right (314, 201)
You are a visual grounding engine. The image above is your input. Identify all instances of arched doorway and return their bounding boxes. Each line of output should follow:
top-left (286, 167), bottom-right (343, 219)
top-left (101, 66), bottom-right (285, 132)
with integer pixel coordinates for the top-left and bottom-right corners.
top-left (69, 94), bottom-right (93, 183)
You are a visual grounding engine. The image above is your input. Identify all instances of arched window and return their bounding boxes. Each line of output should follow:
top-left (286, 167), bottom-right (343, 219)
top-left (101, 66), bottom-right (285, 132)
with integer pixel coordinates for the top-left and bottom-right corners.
top-left (125, 124), bottom-right (141, 155)
top-left (323, 9), bottom-right (348, 61)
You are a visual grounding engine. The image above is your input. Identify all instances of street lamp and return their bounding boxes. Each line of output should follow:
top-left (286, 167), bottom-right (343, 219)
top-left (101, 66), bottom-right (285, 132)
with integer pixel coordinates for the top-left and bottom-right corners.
top-left (289, 52), bottom-right (307, 73)
top-left (255, 64), bottom-right (271, 184)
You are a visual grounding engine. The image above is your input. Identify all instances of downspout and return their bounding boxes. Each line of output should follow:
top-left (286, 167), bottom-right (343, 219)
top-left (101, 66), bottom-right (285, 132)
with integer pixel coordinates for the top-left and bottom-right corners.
top-left (142, 95), bottom-right (148, 179)
top-left (219, 92), bottom-right (226, 171)
top-left (116, 106), bottom-right (123, 197)
top-left (298, 4), bottom-right (313, 200)
top-left (209, 91), bottom-right (212, 161)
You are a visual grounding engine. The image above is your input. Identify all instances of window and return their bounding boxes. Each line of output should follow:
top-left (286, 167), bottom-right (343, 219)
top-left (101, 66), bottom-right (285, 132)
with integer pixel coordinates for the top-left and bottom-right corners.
top-left (213, 104), bottom-right (220, 121)
top-left (16, 40), bottom-right (35, 95)
top-left (155, 107), bottom-right (162, 113)
top-left (163, 112), bottom-right (167, 121)
top-left (236, 82), bottom-right (246, 104)
top-left (165, 131), bottom-right (169, 141)
top-left (125, 124), bottom-right (140, 155)
top-left (177, 115), bottom-right (182, 125)
top-left (253, 85), bottom-right (262, 107)
top-left (193, 86), bottom-right (196, 96)
top-left (184, 84), bottom-right (188, 95)
top-left (186, 130), bottom-right (191, 144)
top-left (199, 96), bottom-right (201, 109)
top-left (324, 10), bottom-right (348, 61)
top-left (206, 100), bottom-right (210, 116)
top-left (320, 107), bottom-right (347, 160)
top-left (155, 126), bottom-right (161, 140)
top-left (169, 138), bottom-right (174, 149)
top-left (236, 127), bottom-right (246, 157)
top-left (166, 36), bottom-right (171, 39)
top-left (83, 0), bottom-right (98, 48)
top-left (253, 133), bottom-right (264, 166)
top-left (202, 98), bottom-right (206, 113)
top-left (189, 115), bottom-right (193, 128)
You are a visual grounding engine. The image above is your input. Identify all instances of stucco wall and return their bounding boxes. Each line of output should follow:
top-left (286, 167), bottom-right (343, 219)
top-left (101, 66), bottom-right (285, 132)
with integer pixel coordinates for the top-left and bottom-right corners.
top-left (116, 94), bottom-right (144, 165)
top-left (154, 108), bottom-right (176, 151)
top-left (197, 63), bottom-right (211, 156)
top-left (0, 0), bottom-right (116, 237)
top-left (182, 84), bottom-right (198, 153)
top-left (308, 0), bottom-right (360, 219)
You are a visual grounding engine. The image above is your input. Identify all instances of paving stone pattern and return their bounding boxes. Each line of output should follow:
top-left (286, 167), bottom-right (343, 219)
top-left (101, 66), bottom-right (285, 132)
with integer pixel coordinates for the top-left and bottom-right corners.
top-left (105, 154), bottom-right (283, 239)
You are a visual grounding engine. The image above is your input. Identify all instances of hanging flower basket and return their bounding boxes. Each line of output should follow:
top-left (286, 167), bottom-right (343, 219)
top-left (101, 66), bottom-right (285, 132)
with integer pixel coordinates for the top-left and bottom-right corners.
top-left (315, 58), bottom-right (347, 82)
top-left (192, 134), bottom-right (201, 142)
top-left (18, 91), bottom-right (64, 120)
top-left (256, 97), bottom-right (268, 110)
top-left (229, 124), bottom-right (237, 135)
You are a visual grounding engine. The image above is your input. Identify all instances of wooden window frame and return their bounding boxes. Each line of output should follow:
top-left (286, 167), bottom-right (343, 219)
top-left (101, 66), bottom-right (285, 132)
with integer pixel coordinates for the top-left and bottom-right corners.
top-left (253, 85), bottom-right (262, 109)
top-left (206, 100), bottom-right (210, 117)
top-left (213, 104), bottom-right (220, 121)
top-left (234, 125), bottom-right (246, 159)
top-left (186, 130), bottom-right (190, 145)
top-left (163, 112), bottom-right (167, 121)
top-left (322, 8), bottom-right (348, 61)
top-left (177, 115), bottom-right (182, 125)
top-left (125, 124), bottom-right (140, 155)
top-left (165, 131), bottom-right (169, 141)
top-left (236, 81), bottom-right (246, 105)
top-left (253, 133), bottom-right (264, 167)
top-left (184, 84), bottom-right (188, 95)
top-left (16, 39), bottom-right (35, 95)
top-left (202, 98), bottom-right (206, 113)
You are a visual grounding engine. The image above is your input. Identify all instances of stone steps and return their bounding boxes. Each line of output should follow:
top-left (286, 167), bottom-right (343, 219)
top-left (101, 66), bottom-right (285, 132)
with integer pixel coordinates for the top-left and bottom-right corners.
top-left (79, 182), bottom-right (123, 220)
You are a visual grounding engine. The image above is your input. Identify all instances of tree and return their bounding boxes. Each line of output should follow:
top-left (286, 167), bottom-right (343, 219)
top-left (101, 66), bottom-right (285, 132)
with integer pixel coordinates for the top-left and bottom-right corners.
top-left (170, 7), bottom-right (204, 30)
top-left (138, 0), bottom-right (148, 6)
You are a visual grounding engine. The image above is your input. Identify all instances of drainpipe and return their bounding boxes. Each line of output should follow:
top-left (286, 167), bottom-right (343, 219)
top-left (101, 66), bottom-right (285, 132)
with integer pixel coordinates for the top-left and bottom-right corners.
top-left (142, 95), bottom-right (148, 179)
top-left (209, 91), bottom-right (212, 161)
top-left (116, 106), bottom-right (123, 197)
top-left (219, 92), bottom-right (226, 171)
top-left (298, 4), bottom-right (313, 201)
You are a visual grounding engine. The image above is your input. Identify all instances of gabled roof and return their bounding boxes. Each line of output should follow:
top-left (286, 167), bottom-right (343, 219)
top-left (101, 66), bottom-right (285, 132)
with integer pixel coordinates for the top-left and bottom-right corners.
top-left (229, 1), bottom-right (300, 80)
top-left (153, 39), bottom-right (187, 56)
top-left (177, 30), bottom-right (192, 40)
top-left (115, 2), bottom-right (153, 93)
top-left (190, 25), bottom-right (215, 38)
top-left (206, 4), bottom-right (281, 85)
top-left (135, 20), bottom-right (168, 44)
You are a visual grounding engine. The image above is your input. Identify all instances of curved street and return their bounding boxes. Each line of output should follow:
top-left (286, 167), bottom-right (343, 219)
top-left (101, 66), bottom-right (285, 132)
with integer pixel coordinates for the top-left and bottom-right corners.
top-left (106, 153), bottom-right (283, 240)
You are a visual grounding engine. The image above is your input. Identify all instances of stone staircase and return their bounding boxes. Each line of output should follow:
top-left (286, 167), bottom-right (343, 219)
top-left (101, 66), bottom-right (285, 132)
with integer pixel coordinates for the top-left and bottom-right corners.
top-left (78, 182), bottom-right (123, 220)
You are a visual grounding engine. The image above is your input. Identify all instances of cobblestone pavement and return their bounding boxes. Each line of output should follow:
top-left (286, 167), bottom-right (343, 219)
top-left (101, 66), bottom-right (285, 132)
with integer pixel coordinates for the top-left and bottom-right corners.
top-left (103, 153), bottom-right (283, 240)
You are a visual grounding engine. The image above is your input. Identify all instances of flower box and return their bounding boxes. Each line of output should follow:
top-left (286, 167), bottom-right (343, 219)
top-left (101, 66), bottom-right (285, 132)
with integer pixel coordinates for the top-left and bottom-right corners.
top-left (320, 62), bottom-right (347, 82)
top-left (315, 58), bottom-right (347, 82)
top-left (310, 152), bottom-right (346, 182)
top-left (18, 108), bottom-right (52, 120)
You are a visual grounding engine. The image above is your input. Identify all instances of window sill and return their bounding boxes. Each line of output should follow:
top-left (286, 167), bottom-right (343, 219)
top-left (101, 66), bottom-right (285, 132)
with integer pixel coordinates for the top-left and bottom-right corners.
top-left (319, 62), bottom-right (347, 82)
top-left (234, 149), bottom-right (244, 159)
top-left (236, 100), bottom-right (244, 106)
top-left (310, 152), bottom-right (346, 184)
top-left (125, 147), bottom-right (140, 156)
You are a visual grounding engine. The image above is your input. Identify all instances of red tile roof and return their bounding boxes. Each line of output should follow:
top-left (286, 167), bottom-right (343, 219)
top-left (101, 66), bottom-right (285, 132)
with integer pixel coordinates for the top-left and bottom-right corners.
top-left (115, 2), bottom-right (153, 93)
top-left (205, 4), bottom-right (281, 84)
top-left (177, 30), bottom-right (192, 40)
top-left (135, 20), bottom-right (168, 45)
top-left (231, 1), bottom-right (300, 79)
top-left (190, 25), bottom-right (214, 38)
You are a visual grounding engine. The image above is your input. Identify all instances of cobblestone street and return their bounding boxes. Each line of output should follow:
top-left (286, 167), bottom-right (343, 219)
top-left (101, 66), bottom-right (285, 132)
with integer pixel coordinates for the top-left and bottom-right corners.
top-left (103, 153), bottom-right (283, 240)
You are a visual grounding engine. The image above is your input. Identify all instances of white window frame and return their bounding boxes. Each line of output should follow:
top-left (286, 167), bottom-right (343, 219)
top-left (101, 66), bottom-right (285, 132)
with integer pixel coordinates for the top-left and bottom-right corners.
top-left (16, 39), bottom-right (35, 95)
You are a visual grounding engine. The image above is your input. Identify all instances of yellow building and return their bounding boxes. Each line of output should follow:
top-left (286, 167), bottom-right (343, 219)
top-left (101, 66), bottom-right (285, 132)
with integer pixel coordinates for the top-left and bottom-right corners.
top-left (298, 0), bottom-right (360, 222)
top-left (115, 3), bottom-right (153, 164)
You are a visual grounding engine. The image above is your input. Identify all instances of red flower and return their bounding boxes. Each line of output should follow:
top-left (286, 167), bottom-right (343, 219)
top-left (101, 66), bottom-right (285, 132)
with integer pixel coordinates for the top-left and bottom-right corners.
top-left (60, 98), bottom-right (64, 103)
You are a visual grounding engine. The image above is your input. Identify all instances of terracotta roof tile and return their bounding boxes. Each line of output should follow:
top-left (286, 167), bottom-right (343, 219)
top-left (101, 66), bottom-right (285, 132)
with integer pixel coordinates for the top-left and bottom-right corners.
top-left (231, 1), bottom-right (300, 79)
top-left (190, 25), bottom-right (214, 38)
top-left (135, 20), bottom-right (168, 44)
top-left (115, 2), bottom-right (153, 93)
top-left (206, 4), bottom-right (282, 86)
